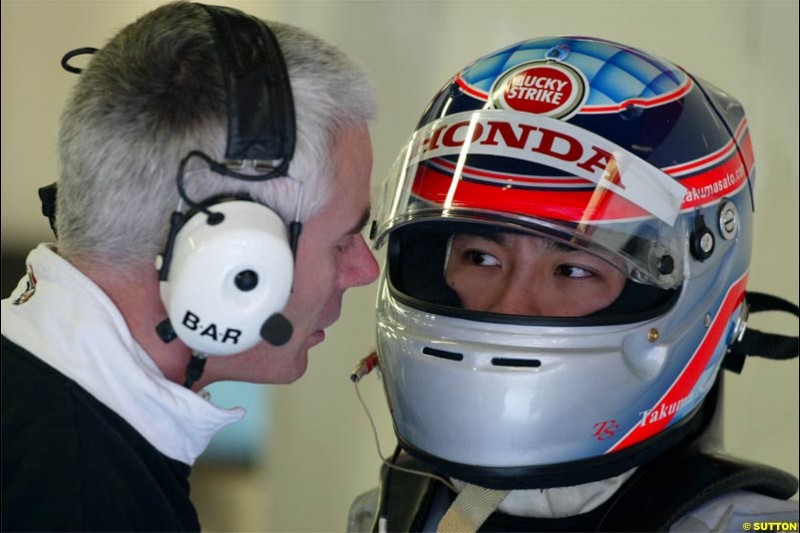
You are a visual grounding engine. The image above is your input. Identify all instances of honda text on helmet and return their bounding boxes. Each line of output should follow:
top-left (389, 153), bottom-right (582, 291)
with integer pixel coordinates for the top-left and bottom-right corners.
top-left (371, 37), bottom-right (763, 489)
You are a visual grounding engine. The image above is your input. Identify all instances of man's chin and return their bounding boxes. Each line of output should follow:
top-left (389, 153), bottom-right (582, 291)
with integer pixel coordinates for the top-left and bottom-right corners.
top-left (200, 343), bottom-right (310, 385)
top-left (279, 348), bottom-right (309, 383)
top-left (263, 348), bottom-right (309, 384)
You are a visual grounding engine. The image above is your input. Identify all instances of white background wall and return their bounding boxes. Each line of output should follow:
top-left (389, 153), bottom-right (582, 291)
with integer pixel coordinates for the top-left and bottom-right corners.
top-left (2, 1), bottom-right (797, 531)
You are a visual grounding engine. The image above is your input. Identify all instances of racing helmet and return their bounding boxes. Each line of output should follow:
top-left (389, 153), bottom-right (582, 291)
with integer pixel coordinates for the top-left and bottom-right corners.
top-left (371, 37), bottom-right (755, 489)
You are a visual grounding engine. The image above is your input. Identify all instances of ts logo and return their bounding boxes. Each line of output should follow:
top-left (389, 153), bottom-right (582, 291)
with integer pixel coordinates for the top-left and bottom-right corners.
top-left (592, 419), bottom-right (620, 441)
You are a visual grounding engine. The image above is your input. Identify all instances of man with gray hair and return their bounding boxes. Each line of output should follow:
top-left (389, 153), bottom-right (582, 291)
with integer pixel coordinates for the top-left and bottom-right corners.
top-left (1, 3), bottom-right (378, 531)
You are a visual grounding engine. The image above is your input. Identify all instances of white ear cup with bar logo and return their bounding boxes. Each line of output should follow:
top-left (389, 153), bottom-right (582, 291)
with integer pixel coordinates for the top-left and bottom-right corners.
top-left (159, 201), bottom-right (293, 355)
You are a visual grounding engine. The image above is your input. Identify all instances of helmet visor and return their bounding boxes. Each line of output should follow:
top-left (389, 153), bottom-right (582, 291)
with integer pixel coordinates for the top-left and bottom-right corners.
top-left (373, 110), bottom-right (688, 290)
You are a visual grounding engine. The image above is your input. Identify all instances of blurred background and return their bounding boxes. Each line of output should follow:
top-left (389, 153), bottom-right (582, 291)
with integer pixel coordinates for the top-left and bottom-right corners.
top-left (2, 0), bottom-right (798, 531)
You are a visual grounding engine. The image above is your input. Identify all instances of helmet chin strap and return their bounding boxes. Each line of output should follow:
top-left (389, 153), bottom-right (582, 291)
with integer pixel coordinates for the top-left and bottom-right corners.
top-left (723, 292), bottom-right (799, 374)
top-left (436, 484), bottom-right (508, 533)
top-left (471, 467), bottom-right (636, 519)
top-left (437, 465), bottom-right (637, 532)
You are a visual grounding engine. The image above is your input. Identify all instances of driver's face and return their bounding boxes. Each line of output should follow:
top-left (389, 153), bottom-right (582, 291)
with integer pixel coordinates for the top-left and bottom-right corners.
top-left (445, 232), bottom-right (627, 317)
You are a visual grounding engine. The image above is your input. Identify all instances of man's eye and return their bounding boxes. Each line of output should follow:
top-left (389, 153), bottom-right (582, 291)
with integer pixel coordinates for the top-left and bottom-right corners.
top-left (556, 265), bottom-right (594, 278)
top-left (335, 235), bottom-right (358, 253)
top-left (467, 251), bottom-right (500, 267)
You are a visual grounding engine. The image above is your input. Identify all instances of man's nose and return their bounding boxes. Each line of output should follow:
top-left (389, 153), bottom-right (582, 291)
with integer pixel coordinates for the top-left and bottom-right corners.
top-left (340, 234), bottom-right (379, 289)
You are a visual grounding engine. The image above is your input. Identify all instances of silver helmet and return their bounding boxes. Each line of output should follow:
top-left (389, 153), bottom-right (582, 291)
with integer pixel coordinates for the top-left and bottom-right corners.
top-left (372, 37), bottom-right (753, 488)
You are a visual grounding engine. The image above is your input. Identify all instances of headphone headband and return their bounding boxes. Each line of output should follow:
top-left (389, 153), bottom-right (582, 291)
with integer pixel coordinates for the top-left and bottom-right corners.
top-left (198, 4), bottom-right (296, 174)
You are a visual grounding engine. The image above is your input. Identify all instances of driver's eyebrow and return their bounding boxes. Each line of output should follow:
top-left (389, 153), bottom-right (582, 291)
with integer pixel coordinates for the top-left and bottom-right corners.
top-left (545, 240), bottom-right (579, 252)
top-left (347, 207), bottom-right (371, 235)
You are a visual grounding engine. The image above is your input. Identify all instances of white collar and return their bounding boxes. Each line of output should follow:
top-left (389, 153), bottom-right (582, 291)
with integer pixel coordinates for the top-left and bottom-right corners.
top-left (1, 244), bottom-right (245, 465)
top-left (452, 467), bottom-right (636, 519)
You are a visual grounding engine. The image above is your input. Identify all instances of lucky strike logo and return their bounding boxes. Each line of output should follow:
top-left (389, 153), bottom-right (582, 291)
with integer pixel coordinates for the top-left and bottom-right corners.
top-left (491, 61), bottom-right (588, 120)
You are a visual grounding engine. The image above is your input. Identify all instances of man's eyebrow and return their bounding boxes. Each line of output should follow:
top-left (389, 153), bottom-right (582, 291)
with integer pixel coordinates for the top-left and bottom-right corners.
top-left (347, 207), bottom-right (372, 235)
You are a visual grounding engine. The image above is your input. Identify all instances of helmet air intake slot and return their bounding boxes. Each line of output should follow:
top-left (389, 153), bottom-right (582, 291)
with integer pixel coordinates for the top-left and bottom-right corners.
top-left (422, 347), bottom-right (463, 361)
top-left (491, 358), bottom-right (542, 368)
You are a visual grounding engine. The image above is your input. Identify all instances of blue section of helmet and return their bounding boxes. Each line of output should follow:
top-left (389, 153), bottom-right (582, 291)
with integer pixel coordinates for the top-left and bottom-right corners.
top-left (592, 64), bottom-right (649, 103)
top-left (419, 37), bottom-right (749, 177)
top-left (460, 37), bottom-right (686, 106)
top-left (420, 80), bottom-right (735, 172)
top-left (465, 53), bottom-right (514, 92)
top-left (560, 53), bottom-right (606, 84)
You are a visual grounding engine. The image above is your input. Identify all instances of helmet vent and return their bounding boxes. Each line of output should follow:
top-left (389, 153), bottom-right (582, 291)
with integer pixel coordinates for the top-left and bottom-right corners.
top-left (422, 347), bottom-right (463, 361)
top-left (491, 358), bottom-right (542, 368)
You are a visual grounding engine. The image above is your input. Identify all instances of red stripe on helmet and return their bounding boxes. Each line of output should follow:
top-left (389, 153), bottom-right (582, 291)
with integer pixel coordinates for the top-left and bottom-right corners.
top-left (411, 148), bottom-right (750, 223)
top-left (665, 137), bottom-right (737, 176)
top-left (455, 74), bottom-right (490, 101)
top-left (410, 163), bottom-right (650, 221)
top-left (608, 274), bottom-right (748, 453)
top-left (737, 123), bottom-right (755, 178)
top-left (677, 142), bottom-right (750, 210)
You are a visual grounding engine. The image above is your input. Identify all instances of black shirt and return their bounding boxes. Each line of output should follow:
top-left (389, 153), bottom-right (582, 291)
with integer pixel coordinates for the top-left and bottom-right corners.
top-left (1, 336), bottom-right (200, 532)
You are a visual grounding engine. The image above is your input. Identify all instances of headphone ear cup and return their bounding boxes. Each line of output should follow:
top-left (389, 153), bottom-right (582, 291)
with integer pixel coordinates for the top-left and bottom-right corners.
top-left (159, 200), bottom-right (294, 356)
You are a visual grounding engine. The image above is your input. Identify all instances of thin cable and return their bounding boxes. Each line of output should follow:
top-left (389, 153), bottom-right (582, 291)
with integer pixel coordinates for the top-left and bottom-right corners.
top-left (183, 352), bottom-right (208, 389)
top-left (61, 47), bottom-right (98, 74)
top-left (378, 445), bottom-right (402, 529)
top-left (354, 379), bottom-right (457, 492)
top-left (288, 179), bottom-right (305, 261)
top-left (292, 178), bottom-right (305, 222)
top-left (175, 152), bottom-right (220, 219)
top-left (175, 150), bottom-right (298, 223)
